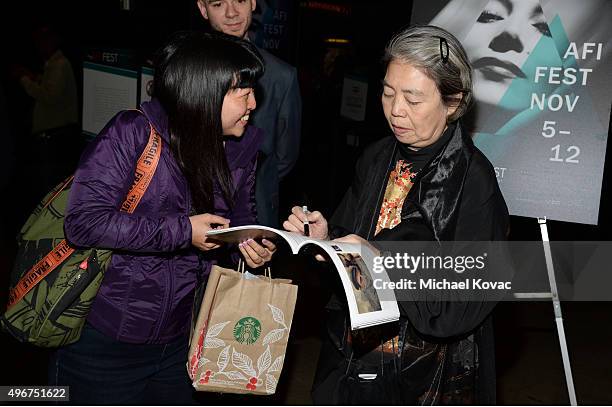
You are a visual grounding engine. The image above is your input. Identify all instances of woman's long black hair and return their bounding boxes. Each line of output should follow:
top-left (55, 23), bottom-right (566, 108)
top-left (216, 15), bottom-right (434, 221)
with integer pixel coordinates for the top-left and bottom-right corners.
top-left (152, 31), bottom-right (264, 214)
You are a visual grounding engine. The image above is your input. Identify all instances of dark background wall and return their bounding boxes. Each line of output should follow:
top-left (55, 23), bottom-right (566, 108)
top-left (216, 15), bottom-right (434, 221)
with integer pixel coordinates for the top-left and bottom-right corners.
top-left (2, 0), bottom-right (609, 239)
top-left (1, 0), bottom-right (415, 228)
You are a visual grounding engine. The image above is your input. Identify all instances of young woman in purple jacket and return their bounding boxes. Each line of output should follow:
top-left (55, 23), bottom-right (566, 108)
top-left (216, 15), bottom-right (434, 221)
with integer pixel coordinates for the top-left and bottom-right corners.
top-left (49, 32), bottom-right (277, 404)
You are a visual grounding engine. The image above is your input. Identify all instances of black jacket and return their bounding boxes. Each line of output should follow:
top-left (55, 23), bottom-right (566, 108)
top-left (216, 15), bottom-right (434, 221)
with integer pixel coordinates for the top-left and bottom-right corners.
top-left (314, 122), bottom-right (510, 405)
top-left (330, 122), bottom-right (508, 243)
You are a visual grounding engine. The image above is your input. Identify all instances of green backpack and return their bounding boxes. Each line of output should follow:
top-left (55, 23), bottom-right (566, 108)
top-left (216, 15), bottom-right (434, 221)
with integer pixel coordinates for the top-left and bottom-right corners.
top-left (1, 118), bottom-right (161, 347)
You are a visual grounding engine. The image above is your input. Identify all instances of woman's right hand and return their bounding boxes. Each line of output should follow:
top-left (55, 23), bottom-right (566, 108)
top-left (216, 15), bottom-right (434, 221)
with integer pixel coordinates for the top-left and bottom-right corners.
top-left (283, 206), bottom-right (329, 240)
top-left (189, 213), bottom-right (230, 251)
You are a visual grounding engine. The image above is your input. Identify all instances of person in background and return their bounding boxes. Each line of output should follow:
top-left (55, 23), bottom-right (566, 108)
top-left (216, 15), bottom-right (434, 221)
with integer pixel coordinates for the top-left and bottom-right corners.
top-left (284, 25), bottom-right (509, 404)
top-left (12, 23), bottom-right (79, 195)
top-left (197, 0), bottom-right (302, 227)
top-left (49, 31), bottom-right (276, 404)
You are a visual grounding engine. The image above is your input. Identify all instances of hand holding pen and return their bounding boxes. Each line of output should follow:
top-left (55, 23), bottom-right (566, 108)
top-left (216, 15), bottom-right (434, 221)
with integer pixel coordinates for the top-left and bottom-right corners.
top-left (302, 205), bottom-right (310, 236)
top-left (283, 206), bottom-right (329, 240)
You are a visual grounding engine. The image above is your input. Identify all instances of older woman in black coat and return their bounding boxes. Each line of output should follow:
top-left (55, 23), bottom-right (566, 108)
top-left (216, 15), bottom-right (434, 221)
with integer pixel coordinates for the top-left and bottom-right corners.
top-left (285, 25), bottom-right (510, 404)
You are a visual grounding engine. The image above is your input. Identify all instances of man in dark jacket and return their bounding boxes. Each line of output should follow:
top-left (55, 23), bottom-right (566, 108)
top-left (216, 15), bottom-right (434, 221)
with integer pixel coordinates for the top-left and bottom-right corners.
top-left (197, 0), bottom-right (302, 227)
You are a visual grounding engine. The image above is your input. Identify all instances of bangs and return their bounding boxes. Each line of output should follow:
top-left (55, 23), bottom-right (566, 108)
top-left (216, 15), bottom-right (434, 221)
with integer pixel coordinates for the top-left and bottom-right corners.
top-left (232, 62), bottom-right (264, 89)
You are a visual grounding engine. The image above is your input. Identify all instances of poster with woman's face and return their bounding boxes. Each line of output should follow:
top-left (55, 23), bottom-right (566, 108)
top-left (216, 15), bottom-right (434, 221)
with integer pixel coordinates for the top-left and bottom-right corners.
top-left (463, 0), bottom-right (559, 111)
top-left (412, 0), bottom-right (612, 225)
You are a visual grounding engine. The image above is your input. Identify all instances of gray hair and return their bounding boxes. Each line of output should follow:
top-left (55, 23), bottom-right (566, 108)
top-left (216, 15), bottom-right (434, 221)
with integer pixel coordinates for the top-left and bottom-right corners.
top-left (383, 25), bottom-right (473, 122)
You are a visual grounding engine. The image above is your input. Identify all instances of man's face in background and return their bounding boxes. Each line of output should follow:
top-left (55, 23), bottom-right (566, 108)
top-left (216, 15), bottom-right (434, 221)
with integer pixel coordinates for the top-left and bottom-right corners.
top-left (197, 0), bottom-right (256, 39)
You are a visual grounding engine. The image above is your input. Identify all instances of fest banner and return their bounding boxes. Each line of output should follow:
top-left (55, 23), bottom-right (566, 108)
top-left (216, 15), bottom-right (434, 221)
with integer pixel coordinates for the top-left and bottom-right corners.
top-left (248, 0), bottom-right (296, 61)
top-left (412, 0), bottom-right (612, 225)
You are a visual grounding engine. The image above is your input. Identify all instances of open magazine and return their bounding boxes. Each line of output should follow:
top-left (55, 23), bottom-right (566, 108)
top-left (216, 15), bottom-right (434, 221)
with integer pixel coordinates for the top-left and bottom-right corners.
top-left (207, 225), bottom-right (400, 330)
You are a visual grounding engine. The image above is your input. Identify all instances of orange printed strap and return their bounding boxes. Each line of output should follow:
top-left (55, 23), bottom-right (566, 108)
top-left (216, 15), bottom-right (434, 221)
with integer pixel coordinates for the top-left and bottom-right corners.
top-left (7, 123), bottom-right (162, 309)
top-left (7, 240), bottom-right (75, 308)
top-left (43, 175), bottom-right (75, 210)
top-left (120, 124), bottom-right (162, 213)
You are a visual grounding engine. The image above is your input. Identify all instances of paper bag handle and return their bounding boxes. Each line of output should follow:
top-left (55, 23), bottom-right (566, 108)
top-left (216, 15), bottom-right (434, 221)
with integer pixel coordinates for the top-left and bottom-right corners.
top-left (264, 266), bottom-right (272, 281)
top-left (237, 259), bottom-right (272, 283)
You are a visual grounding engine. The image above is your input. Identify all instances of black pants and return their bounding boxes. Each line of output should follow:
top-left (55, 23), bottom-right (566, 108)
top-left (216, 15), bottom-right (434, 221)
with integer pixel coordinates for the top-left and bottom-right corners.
top-left (48, 324), bottom-right (196, 405)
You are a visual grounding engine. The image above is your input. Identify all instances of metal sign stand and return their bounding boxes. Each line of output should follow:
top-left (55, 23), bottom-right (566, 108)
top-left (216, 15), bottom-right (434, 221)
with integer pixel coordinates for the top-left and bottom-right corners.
top-left (513, 217), bottom-right (577, 405)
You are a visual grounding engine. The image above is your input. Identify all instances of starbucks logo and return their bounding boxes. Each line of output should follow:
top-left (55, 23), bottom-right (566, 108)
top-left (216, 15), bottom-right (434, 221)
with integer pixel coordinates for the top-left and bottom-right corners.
top-left (233, 317), bottom-right (262, 345)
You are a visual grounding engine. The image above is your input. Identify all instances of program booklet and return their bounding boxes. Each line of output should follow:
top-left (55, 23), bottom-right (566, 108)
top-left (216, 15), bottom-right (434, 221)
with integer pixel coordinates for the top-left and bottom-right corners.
top-left (207, 225), bottom-right (400, 330)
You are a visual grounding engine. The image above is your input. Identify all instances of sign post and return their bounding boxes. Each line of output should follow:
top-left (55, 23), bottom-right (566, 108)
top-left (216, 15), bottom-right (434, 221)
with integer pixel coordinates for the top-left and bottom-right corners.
top-left (513, 217), bottom-right (577, 405)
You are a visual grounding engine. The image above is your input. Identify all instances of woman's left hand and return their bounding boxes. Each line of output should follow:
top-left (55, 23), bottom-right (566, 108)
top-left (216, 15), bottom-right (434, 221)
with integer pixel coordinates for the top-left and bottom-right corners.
top-left (333, 234), bottom-right (381, 256)
top-left (238, 238), bottom-right (277, 268)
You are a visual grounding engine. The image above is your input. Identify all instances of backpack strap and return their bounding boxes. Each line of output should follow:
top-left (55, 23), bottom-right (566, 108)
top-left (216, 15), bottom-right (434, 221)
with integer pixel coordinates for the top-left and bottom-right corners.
top-left (7, 117), bottom-right (162, 309)
top-left (120, 114), bottom-right (162, 212)
top-left (42, 175), bottom-right (75, 210)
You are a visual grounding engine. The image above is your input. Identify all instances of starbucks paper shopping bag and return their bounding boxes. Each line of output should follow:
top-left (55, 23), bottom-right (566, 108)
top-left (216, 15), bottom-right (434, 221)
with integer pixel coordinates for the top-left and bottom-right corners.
top-left (188, 265), bottom-right (298, 395)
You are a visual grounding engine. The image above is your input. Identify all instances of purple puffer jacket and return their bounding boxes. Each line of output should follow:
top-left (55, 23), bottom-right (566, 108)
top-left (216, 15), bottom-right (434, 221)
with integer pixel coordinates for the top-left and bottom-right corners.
top-left (64, 99), bottom-right (262, 344)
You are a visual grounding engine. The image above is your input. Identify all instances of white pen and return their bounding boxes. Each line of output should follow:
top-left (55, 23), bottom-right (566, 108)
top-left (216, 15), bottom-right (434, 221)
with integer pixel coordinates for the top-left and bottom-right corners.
top-left (302, 205), bottom-right (310, 236)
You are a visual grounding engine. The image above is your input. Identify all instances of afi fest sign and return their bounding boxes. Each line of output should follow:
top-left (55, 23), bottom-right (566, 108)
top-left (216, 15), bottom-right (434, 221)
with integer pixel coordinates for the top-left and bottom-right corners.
top-left (413, 0), bottom-right (612, 225)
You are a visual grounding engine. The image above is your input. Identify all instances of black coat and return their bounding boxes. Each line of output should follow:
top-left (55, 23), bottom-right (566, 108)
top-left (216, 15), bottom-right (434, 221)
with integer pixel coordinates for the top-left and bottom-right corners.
top-left (313, 122), bottom-right (510, 405)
